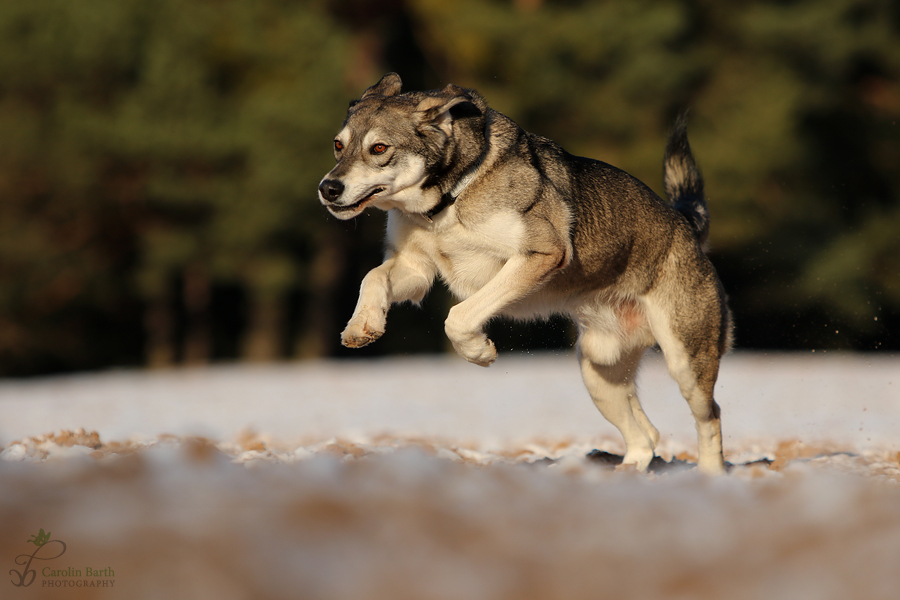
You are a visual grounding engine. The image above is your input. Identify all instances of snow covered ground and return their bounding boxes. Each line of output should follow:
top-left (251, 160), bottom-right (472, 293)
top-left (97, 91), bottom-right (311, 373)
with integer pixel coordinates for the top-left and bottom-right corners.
top-left (1, 351), bottom-right (899, 599)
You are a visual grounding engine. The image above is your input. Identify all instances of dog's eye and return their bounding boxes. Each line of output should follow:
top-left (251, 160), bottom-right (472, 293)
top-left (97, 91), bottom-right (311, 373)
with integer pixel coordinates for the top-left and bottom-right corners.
top-left (371, 143), bottom-right (388, 155)
top-left (334, 140), bottom-right (344, 152)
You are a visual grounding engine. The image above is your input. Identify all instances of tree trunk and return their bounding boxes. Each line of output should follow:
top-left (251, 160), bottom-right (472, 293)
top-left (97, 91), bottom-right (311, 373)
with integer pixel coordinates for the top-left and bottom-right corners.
top-left (182, 265), bottom-right (211, 366)
top-left (242, 290), bottom-right (284, 362)
top-left (295, 232), bottom-right (347, 359)
top-left (144, 282), bottom-right (175, 369)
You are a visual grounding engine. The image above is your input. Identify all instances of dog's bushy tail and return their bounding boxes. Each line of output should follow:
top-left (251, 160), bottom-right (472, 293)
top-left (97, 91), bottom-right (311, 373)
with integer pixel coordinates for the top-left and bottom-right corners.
top-left (663, 114), bottom-right (709, 249)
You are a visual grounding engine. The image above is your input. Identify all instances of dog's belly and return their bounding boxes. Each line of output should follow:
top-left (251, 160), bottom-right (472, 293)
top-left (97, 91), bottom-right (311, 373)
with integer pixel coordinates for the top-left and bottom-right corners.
top-left (573, 296), bottom-right (656, 363)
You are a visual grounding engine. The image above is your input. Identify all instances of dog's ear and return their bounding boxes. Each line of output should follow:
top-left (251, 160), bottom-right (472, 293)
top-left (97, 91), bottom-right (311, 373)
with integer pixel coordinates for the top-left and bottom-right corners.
top-left (359, 73), bottom-right (403, 102)
top-left (416, 86), bottom-right (482, 136)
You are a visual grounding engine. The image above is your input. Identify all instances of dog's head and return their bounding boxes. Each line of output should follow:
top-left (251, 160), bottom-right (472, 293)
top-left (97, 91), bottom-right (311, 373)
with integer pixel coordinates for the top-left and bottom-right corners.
top-left (318, 73), bottom-right (484, 220)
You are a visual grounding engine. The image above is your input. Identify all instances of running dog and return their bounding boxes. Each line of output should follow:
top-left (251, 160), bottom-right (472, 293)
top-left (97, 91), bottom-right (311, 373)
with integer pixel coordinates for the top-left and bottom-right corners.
top-left (318, 73), bottom-right (732, 474)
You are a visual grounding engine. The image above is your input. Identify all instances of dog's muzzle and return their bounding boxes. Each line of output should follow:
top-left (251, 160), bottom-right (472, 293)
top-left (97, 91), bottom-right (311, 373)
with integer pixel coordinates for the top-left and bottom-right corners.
top-left (319, 179), bottom-right (344, 203)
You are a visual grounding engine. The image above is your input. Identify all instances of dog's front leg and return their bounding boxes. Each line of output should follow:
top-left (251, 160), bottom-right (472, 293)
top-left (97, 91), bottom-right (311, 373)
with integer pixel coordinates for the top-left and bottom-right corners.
top-left (444, 252), bottom-right (563, 366)
top-left (342, 254), bottom-right (435, 348)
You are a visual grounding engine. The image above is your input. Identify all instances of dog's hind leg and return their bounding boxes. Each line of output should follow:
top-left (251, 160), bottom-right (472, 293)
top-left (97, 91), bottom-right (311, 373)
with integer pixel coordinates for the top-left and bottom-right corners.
top-left (666, 346), bottom-right (724, 475)
top-left (645, 299), bottom-right (726, 475)
top-left (576, 335), bottom-right (657, 471)
top-left (626, 385), bottom-right (660, 451)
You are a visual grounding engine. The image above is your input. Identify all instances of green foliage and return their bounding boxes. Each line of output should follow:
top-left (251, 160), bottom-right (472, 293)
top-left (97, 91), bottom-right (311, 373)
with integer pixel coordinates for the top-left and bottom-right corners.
top-left (0, 0), bottom-right (898, 374)
top-left (0, 0), bottom-right (353, 373)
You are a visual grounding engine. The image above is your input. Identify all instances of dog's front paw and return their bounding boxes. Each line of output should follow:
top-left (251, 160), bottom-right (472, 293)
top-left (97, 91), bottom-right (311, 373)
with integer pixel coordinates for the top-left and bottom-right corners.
top-left (460, 336), bottom-right (497, 367)
top-left (445, 321), bottom-right (497, 367)
top-left (341, 315), bottom-right (385, 348)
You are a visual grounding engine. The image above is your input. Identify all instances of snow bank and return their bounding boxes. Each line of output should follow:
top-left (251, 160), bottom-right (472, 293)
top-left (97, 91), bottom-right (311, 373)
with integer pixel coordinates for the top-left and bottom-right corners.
top-left (0, 351), bottom-right (896, 448)
top-left (1, 352), bottom-right (899, 599)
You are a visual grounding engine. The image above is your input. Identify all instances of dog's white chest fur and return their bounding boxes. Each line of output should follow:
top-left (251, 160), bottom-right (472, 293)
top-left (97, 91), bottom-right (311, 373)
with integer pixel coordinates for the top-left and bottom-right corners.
top-left (388, 208), bottom-right (526, 300)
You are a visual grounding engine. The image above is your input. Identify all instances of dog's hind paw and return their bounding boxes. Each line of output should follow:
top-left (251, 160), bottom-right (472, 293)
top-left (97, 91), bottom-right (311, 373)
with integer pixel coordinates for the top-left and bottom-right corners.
top-left (341, 322), bottom-right (384, 348)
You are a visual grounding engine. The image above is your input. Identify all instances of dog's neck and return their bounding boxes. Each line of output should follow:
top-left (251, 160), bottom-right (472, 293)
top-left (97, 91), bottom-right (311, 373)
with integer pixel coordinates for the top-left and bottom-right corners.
top-left (422, 192), bottom-right (455, 223)
top-left (422, 170), bottom-right (476, 222)
top-left (422, 115), bottom-right (492, 223)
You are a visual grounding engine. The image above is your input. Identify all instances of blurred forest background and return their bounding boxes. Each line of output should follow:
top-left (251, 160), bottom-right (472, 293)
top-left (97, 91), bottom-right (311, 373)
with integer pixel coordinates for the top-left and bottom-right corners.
top-left (0, 0), bottom-right (898, 376)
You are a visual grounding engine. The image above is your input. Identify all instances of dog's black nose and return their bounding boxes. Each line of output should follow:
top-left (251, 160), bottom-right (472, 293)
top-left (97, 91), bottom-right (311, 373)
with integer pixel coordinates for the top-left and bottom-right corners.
top-left (319, 179), bottom-right (344, 202)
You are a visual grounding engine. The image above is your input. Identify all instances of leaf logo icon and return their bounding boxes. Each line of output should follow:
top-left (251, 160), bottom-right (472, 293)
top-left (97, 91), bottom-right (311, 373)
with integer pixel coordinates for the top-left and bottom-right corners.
top-left (27, 529), bottom-right (50, 547)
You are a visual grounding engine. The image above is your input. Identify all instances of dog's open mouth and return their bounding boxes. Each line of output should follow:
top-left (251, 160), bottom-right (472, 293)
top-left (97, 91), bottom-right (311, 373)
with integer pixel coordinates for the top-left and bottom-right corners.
top-left (331, 187), bottom-right (387, 214)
